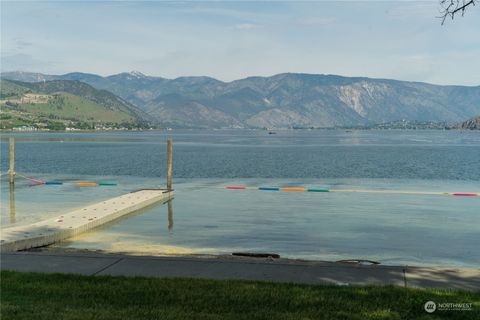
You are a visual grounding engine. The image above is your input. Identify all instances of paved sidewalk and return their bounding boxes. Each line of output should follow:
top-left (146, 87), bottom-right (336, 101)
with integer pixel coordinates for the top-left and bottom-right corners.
top-left (1, 251), bottom-right (479, 291)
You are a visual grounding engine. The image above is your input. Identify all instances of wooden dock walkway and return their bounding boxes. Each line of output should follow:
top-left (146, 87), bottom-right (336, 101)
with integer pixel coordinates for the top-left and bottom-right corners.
top-left (1, 189), bottom-right (173, 252)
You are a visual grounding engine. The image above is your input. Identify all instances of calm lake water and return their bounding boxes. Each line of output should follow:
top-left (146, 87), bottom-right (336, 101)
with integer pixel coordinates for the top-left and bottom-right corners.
top-left (1, 130), bottom-right (479, 267)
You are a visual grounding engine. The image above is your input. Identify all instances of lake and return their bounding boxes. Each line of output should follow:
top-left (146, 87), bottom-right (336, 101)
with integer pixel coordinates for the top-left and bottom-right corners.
top-left (1, 130), bottom-right (479, 267)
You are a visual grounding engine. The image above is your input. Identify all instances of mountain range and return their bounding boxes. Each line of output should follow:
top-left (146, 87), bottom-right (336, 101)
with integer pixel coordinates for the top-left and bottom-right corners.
top-left (2, 71), bottom-right (479, 128)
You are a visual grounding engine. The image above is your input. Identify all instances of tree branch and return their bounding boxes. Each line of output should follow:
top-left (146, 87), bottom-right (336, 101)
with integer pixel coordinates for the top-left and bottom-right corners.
top-left (439, 0), bottom-right (477, 24)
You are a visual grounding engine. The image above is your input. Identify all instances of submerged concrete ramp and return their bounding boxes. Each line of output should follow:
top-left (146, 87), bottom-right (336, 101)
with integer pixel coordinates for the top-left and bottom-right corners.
top-left (0, 189), bottom-right (173, 252)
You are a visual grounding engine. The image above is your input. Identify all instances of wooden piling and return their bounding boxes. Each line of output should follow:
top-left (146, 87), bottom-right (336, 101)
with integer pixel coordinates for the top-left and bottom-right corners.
top-left (167, 139), bottom-right (173, 190)
top-left (9, 138), bottom-right (15, 185)
top-left (9, 183), bottom-right (16, 224)
top-left (168, 200), bottom-right (173, 231)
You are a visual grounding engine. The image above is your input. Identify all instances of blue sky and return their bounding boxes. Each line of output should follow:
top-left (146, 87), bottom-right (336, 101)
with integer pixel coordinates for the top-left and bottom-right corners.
top-left (1, 1), bottom-right (479, 85)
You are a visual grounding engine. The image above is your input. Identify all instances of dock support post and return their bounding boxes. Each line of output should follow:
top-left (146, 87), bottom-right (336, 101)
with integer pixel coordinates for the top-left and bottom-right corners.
top-left (168, 200), bottom-right (173, 231)
top-left (167, 139), bottom-right (173, 190)
top-left (9, 138), bottom-right (15, 185)
top-left (9, 183), bottom-right (16, 224)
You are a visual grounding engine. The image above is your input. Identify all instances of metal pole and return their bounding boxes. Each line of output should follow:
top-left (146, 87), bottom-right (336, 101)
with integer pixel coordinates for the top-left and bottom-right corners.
top-left (9, 138), bottom-right (15, 185)
top-left (167, 139), bottom-right (173, 190)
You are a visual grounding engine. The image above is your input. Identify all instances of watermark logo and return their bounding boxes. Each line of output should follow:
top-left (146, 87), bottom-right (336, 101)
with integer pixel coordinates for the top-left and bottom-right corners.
top-left (424, 300), bottom-right (473, 313)
top-left (424, 301), bottom-right (436, 313)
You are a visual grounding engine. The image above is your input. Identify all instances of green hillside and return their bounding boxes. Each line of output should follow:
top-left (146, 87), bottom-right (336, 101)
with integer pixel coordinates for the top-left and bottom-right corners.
top-left (17, 80), bottom-right (145, 117)
top-left (0, 80), bottom-right (30, 99)
top-left (16, 93), bottom-right (134, 123)
top-left (0, 79), bottom-right (151, 130)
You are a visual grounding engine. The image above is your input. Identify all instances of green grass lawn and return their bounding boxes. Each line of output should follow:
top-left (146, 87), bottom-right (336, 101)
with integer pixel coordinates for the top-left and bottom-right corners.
top-left (1, 271), bottom-right (478, 320)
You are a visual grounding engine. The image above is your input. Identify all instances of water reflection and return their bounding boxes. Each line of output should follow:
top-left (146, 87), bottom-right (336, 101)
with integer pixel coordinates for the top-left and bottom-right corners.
top-left (167, 200), bottom-right (173, 231)
top-left (9, 183), bottom-right (15, 224)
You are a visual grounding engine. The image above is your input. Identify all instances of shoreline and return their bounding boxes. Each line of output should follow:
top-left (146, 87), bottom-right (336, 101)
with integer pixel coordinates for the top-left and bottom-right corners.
top-left (1, 127), bottom-right (478, 134)
top-left (44, 245), bottom-right (480, 270)
top-left (2, 248), bottom-right (479, 290)
top-left (43, 246), bottom-right (480, 269)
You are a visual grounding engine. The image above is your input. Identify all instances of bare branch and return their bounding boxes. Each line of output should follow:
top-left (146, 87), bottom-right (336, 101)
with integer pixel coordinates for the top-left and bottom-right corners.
top-left (439, 0), bottom-right (477, 24)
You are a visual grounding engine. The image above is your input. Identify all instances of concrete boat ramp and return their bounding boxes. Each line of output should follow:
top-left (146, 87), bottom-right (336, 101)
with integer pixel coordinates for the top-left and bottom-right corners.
top-left (1, 189), bottom-right (173, 252)
top-left (2, 251), bottom-right (479, 291)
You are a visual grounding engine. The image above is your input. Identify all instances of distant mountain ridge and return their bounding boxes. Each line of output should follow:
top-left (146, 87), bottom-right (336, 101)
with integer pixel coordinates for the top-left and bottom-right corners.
top-left (456, 116), bottom-right (480, 130)
top-left (2, 71), bottom-right (480, 128)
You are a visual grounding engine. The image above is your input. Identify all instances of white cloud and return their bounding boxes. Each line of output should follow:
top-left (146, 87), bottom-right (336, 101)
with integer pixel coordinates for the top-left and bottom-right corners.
top-left (14, 38), bottom-right (33, 50)
top-left (298, 17), bottom-right (336, 26)
top-left (234, 23), bottom-right (260, 30)
top-left (386, 2), bottom-right (438, 18)
top-left (1, 1), bottom-right (479, 85)
top-left (0, 53), bottom-right (55, 72)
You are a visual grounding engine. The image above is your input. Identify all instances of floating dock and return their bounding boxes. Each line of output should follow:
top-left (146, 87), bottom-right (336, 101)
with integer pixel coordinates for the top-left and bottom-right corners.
top-left (0, 189), bottom-right (173, 252)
